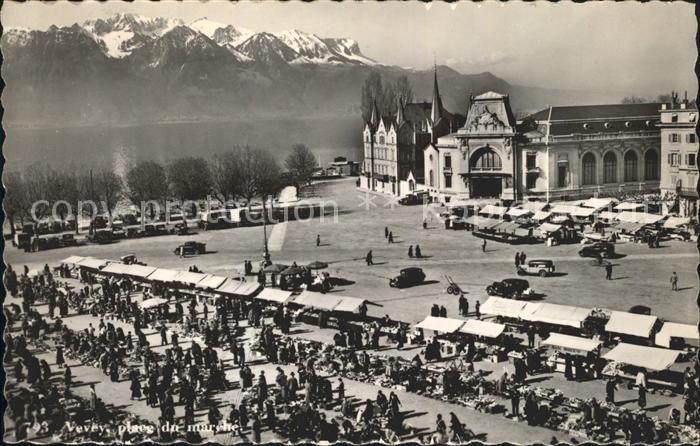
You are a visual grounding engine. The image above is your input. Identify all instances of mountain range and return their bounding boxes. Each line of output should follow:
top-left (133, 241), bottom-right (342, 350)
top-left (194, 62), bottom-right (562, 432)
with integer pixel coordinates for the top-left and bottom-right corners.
top-left (1, 13), bottom-right (615, 128)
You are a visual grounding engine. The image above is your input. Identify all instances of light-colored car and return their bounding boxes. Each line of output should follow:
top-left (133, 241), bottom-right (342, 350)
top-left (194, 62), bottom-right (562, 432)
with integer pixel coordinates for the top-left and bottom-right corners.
top-left (517, 259), bottom-right (555, 277)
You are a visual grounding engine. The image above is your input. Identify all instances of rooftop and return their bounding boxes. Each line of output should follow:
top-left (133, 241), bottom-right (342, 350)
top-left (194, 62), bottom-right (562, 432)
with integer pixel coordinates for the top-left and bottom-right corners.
top-left (530, 103), bottom-right (662, 122)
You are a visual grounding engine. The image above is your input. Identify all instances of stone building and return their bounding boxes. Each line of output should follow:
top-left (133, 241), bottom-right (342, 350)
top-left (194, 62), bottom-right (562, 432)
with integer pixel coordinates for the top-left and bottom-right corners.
top-left (516, 102), bottom-right (663, 201)
top-left (658, 93), bottom-right (698, 217)
top-left (359, 69), bottom-right (464, 196)
top-left (423, 92), bottom-right (518, 203)
top-left (423, 99), bottom-right (665, 204)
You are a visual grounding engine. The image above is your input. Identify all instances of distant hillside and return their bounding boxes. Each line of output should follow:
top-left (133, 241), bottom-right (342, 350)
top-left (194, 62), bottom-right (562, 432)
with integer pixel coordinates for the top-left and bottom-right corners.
top-left (1, 13), bottom-right (617, 127)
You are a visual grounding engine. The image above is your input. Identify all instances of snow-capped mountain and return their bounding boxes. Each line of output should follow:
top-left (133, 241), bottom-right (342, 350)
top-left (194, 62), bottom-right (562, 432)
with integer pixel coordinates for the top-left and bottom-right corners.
top-left (236, 32), bottom-right (305, 65)
top-left (322, 37), bottom-right (376, 65)
top-left (212, 25), bottom-right (255, 47)
top-left (82, 13), bottom-right (184, 58)
top-left (272, 29), bottom-right (341, 64)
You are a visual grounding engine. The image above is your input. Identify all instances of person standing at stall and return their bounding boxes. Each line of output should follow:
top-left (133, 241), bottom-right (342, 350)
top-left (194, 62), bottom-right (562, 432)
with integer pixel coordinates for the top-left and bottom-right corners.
top-left (606, 378), bottom-right (618, 404)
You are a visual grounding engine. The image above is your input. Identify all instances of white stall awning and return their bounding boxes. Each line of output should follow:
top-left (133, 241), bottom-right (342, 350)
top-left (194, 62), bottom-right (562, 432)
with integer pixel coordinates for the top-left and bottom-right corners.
top-left (479, 205), bottom-right (509, 216)
top-left (294, 291), bottom-right (344, 311)
top-left (334, 296), bottom-right (367, 313)
top-left (597, 211), bottom-right (618, 221)
top-left (582, 197), bottom-right (617, 211)
top-left (480, 297), bottom-right (528, 319)
top-left (140, 297), bottom-right (169, 309)
top-left (663, 217), bottom-right (691, 229)
top-left (255, 288), bottom-right (294, 304)
top-left (655, 323), bottom-right (700, 348)
top-left (77, 257), bottom-right (109, 270)
top-left (174, 270), bottom-right (208, 285)
top-left (520, 303), bottom-right (591, 328)
top-left (507, 208), bottom-right (532, 217)
top-left (550, 205), bottom-right (596, 217)
top-left (415, 316), bottom-right (464, 334)
top-left (603, 343), bottom-right (679, 371)
top-left (459, 319), bottom-right (505, 338)
top-left (614, 202), bottom-right (645, 211)
top-left (542, 333), bottom-right (601, 354)
top-left (60, 255), bottom-right (85, 265)
top-left (233, 281), bottom-right (262, 297)
top-left (147, 268), bottom-right (180, 282)
top-left (605, 311), bottom-right (658, 338)
top-left (616, 211), bottom-right (663, 225)
top-left (216, 278), bottom-right (243, 295)
top-left (196, 274), bottom-right (229, 290)
top-left (539, 223), bottom-right (562, 234)
top-left (532, 210), bottom-right (552, 221)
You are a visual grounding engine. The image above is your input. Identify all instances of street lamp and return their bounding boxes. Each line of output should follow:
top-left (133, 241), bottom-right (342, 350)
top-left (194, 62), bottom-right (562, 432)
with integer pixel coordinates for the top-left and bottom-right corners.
top-left (262, 196), bottom-right (272, 266)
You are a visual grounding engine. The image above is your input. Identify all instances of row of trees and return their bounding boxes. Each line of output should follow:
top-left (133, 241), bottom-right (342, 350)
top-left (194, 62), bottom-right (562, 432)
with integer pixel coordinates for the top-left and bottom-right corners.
top-left (4, 144), bottom-right (319, 235)
top-left (621, 93), bottom-right (696, 106)
top-left (360, 72), bottom-right (414, 123)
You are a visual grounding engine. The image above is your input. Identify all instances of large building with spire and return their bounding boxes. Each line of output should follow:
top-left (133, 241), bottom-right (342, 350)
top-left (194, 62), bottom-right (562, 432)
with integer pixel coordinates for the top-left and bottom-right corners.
top-left (359, 69), bottom-right (464, 196)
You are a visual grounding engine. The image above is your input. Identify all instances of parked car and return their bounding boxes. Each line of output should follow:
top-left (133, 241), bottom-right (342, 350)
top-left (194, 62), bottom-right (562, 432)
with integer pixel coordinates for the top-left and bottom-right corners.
top-left (389, 267), bottom-right (426, 288)
top-left (87, 229), bottom-right (113, 244)
top-left (517, 259), bottom-right (556, 277)
top-left (398, 193), bottom-right (427, 206)
top-left (60, 234), bottom-right (78, 247)
top-left (174, 241), bottom-right (206, 256)
top-left (486, 278), bottom-right (531, 299)
top-left (578, 241), bottom-right (615, 258)
top-left (34, 236), bottom-right (61, 251)
top-left (629, 305), bottom-right (652, 315)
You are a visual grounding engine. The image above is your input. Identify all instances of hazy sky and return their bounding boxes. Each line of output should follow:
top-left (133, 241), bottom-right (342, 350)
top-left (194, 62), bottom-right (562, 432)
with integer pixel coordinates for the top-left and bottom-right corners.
top-left (2, 0), bottom-right (696, 95)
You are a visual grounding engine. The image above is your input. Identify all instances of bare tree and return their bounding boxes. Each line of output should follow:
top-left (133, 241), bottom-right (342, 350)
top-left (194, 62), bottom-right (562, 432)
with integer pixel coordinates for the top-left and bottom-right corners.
top-left (167, 157), bottom-right (212, 214)
top-left (361, 71), bottom-right (384, 123)
top-left (125, 161), bottom-right (169, 220)
top-left (211, 151), bottom-right (243, 204)
top-left (285, 144), bottom-right (317, 193)
top-left (95, 167), bottom-right (123, 218)
top-left (621, 96), bottom-right (649, 104)
top-left (395, 75), bottom-right (414, 104)
top-left (3, 171), bottom-right (28, 238)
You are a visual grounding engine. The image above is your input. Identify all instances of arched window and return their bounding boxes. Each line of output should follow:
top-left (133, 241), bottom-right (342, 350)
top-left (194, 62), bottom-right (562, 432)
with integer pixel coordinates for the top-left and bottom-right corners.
top-left (429, 169), bottom-right (434, 187)
top-left (582, 153), bottom-right (596, 185)
top-left (470, 147), bottom-right (502, 170)
top-left (379, 135), bottom-right (385, 145)
top-left (644, 150), bottom-right (659, 180)
top-left (603, 152), bottom-right (617, 184)
top-left (624, 151), bottom-right (638, 182)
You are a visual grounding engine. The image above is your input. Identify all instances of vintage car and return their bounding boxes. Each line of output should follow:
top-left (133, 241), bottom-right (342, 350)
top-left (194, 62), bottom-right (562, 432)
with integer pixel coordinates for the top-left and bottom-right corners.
top-left (517, 259), bottom-right (556, 277)
top-left (486, 278), bottom-right (531, 299)
top-left (398, 192), bottom-right (428, 206)
top-left (87, 229), bottom-right (113, 244)
top-left (389, 267), bottom-right (426, 288)
top-left (174, 241), bottom-right (206, 256)
top-left (578, 241), bottom-right (615, 258)
top-left (60, 234), bottom-right (78, 247)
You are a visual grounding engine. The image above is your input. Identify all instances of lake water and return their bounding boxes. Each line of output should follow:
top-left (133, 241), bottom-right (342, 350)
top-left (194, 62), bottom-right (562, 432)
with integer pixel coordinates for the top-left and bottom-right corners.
top-left (2, 117), bottom-right (363, 174)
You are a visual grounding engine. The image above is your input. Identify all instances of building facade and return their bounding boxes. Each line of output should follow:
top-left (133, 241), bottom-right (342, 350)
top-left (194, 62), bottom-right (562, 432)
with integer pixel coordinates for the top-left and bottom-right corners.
top-left (425, 100), bottom-right (666, 204)
top-left (424, 92), bottom-right (519, 203)
top-left (658, 94), bottom-right (698, 217)
top-left (359, 69), bottom-right (464, 196)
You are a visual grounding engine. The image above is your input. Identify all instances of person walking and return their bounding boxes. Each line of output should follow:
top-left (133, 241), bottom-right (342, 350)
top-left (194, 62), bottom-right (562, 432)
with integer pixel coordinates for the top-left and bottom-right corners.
top-left (482, 239), bottom-right (487, 253)
top-left (366, 250), bottom-right (374, 266)
top-left (385, 226), bottom-right (389, 239)
top-left (520, 252), bottom-right (527, 265)
top-left (670, 272), bottom-right (679, 291)
top-left (475, 300), bottom-right (481, 319)
top-left (514, 252), bottom-right (520, 268)
top-left (415, 245), bottom-right (422, 258)
top-left (388, 232), bottom-right (394, 243)
top-left (408, 245), bottom-right (413, 258)
top-left (423, 219), bottom-right (428, 229)
top-left (605, 263), bottom-right (613, 280)
top-left (316, 234), bottom-right (321, 247)
top-left (509, 384), bottom-right (521, 418)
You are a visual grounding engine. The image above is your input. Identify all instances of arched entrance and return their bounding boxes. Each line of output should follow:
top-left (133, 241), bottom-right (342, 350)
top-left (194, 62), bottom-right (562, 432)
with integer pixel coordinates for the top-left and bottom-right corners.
top-left (470, 147), bottom-right (503, 198)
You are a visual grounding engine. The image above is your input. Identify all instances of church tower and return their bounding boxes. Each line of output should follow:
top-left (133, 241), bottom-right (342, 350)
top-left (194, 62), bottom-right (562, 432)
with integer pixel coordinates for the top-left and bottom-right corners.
top-left (430, 66), bottom-right (444, 126)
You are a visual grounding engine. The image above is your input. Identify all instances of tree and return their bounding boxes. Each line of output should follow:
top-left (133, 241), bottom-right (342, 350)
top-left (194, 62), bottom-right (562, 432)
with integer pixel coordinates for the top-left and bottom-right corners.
top-left (361, 71), bottom-right (384, 123)
top-left (125, 161), bottom-right (169, 220)
top-left (22, 163), bottom-right (53, 222)
top-left (95, 167), bottom-right (123, 218)
top-left (394, 75), bottom-right (414, 104)
top-left (3, 171), bottom-right (28, 238)
top-left (285, 144), bottom-right (317, 192)
top-left (167, 157), bottom-right (212, 214)
top-left (211, 151), bottom-right (243, 204)
top-left (621, 96), bottom-right (649, 104)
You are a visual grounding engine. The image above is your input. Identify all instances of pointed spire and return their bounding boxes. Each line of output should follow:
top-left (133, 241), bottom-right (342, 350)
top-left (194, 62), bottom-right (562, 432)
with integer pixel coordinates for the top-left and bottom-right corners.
top-left (369, 97), bottom-right (380, 131)
top-left (396, 96), bottom-right (405, 127)
top-left (430, 65), bottom-right (444, 125)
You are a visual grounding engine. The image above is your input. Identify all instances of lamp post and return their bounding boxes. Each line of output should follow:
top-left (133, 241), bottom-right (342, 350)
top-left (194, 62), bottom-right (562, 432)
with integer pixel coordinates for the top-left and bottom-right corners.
top-left (262, 196), bottom-right (272, 266)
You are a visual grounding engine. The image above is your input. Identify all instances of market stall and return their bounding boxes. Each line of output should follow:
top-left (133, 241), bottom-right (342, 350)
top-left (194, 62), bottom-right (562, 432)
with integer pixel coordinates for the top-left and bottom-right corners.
top-left (415, 316), bottom-right (466, 358)
top-left (655, 322), bottom-right (700, 349)
top-left (459, 319), bottom-right (509, 361)
top-left (147, 268), bottom-right (180, 283)
top-left (293, 290), bottom-right (345, 327)
top-left (602, 343), bottom-right (681, 389)
top-left (215, 278), bottom-right (261, 299)
top-left (605, 311), bottom-right (659, 343)
top-left (480, 297), bottom-right (529, 323)
top-left (101, 262), bottom-right (157, 282)
top-left (614, 202), bottom-right (645, 212)
top-left (173, 270), bottom-right (208, 288)
top-left (519, 303), bottom-right (592, 331)
top-left (195, 274), bottom-right (229, 291)
top-left (255, 288), bottom-right (294, 305)
top-left (541, 333), bottom-right (601, 377)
